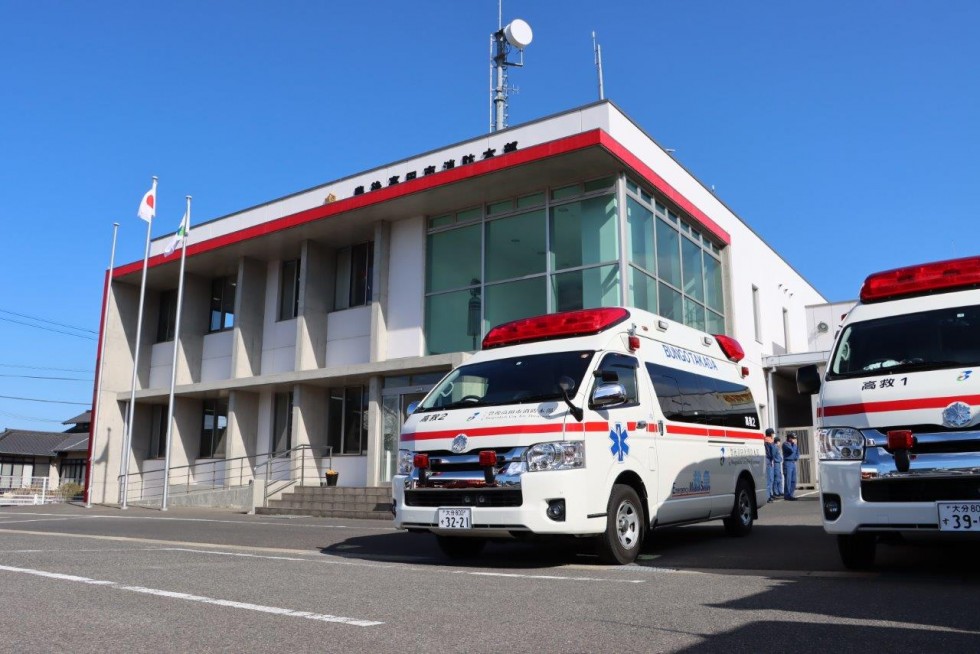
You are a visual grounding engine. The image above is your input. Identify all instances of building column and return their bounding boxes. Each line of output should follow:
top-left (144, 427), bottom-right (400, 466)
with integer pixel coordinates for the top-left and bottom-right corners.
top-left (294, 384), bottom-right (328, 485)
top-left (370, 221), bottom-right (390, 363)
top-left (226, 390), bottom-right (259, 487)
top-left (365, 376), bottom-right (384, 487)
top-left (296, 240), bottom-right (333, 370)
top-left (231, 257), bottom-right (267, 378)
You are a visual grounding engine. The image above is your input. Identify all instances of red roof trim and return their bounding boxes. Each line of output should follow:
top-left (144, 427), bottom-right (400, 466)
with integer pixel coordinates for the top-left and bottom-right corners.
top-left (113, 129), bottom-right (729, 278)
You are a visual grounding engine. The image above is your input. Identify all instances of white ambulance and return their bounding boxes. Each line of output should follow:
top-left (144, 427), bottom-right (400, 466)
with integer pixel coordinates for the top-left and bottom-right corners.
top-left (392, 306), bottom-right (766, 564)
top-left (798, 255), bottom-right (980, 569)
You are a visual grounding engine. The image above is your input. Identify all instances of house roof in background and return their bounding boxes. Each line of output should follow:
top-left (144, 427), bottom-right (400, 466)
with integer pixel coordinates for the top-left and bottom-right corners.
top-left (62, 410), bottom-right (92, 426)
top-left (0, 429), bottom-right (90, 457)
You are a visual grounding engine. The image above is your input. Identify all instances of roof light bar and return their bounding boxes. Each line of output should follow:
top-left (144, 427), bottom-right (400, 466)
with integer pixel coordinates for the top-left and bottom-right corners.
top-left (713, 334), bottom-right (745, 363)
top-left (482, 307), bottom-right (630, 349)
top-left (860, 255), bottom-right (980, 303)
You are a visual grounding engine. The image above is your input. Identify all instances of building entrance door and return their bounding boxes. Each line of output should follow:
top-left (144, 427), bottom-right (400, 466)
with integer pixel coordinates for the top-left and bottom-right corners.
top-left (379, 390), bottom-right (428, 484)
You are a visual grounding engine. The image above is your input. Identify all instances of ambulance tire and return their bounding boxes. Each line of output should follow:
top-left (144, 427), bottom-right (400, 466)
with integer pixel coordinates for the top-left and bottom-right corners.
top-left (597, 484), bottom-right (645, 565)
top-left (435, 535), bottom-right (487, 560)
top-left (837, 534), bottom-right (876, 570)
top-left (723, 478), bottom-right (755, 536)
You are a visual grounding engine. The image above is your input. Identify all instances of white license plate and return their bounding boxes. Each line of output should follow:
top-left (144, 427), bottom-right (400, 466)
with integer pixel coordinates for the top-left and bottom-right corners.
top-left (938, 502), bottom-right (980, 531)
top-left (438, 507), bottom-right (472, 530)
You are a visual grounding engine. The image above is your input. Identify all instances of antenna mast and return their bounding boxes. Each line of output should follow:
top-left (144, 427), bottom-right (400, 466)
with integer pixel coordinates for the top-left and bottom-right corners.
top-left (490, 8), bottom-right (533, 132)
top-left (593, 31), bottom-right (605, 100)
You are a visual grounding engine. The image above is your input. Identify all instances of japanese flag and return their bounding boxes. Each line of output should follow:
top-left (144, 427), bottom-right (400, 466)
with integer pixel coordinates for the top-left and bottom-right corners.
top-left (137, 178), bottom-right (157, 222)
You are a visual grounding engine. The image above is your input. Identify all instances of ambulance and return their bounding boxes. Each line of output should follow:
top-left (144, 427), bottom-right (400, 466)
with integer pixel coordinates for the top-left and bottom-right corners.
top-left (391, 306), bottom-right (766, 564)
top-left (797, 255), bottom-right (980, 569)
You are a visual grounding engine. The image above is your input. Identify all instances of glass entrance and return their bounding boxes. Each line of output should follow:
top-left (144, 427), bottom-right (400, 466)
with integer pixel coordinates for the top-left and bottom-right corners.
top-left (380, 391), bottom-right (427, 484)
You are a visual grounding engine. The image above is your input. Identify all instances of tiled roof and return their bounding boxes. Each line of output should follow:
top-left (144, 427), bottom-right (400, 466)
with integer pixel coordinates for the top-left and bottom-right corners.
top-left (0, 429), bottom-right (89, 457)
top-left (62, 410), bottom-right (92, 426)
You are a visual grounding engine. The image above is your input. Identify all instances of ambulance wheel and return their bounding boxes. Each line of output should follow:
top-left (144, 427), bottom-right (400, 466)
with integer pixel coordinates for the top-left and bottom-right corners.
top-left (436, 535), bottom-right (487, 560)
top-left (837, 534), bottom-right (876, 570)
top-left (597, 484), bottom-right (644, 564)
top-left (724, 479), bottom-right (754, 536)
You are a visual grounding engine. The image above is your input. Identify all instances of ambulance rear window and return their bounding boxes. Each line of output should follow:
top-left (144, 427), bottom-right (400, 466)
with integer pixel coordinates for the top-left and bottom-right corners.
top-left (827, 304), bottom-right (980, 379)
top-left (646, 363), bottom-right (759, 430)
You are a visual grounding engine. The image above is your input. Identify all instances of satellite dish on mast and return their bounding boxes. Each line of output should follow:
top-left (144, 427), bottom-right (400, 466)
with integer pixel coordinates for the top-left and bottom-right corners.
top-left (503, 19), bottom-right (533, 49)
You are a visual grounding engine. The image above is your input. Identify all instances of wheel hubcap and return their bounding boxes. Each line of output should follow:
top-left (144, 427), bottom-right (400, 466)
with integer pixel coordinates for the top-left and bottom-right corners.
top-left (739, 491), bottom-right (751, 525)
top-left (616, 500), bottom-right (639, 549)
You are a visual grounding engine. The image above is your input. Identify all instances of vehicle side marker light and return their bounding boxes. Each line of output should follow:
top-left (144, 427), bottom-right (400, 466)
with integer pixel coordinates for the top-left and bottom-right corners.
top-left (628, 335), bottom-right (640, 351)
top-left (413, 453), bottom-right (430, 469)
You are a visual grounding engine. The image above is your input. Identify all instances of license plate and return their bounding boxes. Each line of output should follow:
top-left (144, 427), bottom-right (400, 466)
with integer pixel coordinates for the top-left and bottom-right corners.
top-left (938, 502), bottom-right (980, 531)
top-left (438, 507), bottom-right (471, 530)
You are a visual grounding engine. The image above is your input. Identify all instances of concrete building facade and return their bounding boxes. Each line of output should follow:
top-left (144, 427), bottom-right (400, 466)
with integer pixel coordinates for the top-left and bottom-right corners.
top-left (87, 101), bottom-right (827, 505)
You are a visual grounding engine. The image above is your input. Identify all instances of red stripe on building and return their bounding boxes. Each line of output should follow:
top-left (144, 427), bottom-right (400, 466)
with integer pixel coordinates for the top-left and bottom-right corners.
top-left (819, 394), bottom-right (980, 418)
top-left (113, 129), bottom-right (729, 278)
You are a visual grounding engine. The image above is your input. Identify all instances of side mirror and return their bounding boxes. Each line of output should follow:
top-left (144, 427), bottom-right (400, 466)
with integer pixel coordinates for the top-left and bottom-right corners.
top-left (406, 401), bottom-right (419, 416)
top-left (591, 383), bottom-right (627, 408)
top-left (796, 364), bottom-right (821, 395)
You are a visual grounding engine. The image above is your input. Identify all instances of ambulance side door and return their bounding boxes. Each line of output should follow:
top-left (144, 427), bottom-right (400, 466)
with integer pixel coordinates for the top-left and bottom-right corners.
top-left (644, 361), bottom-right (713, 525)
top-left (589, 353), bottom-right (656, 508)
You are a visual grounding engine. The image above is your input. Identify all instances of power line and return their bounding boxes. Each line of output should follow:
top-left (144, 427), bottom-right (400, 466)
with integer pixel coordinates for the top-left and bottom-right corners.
top-left (0, 363), bottom-right (92, 373)
top-left (0, 394), bottom-right (89, 406)
top-left (0, 373), bottom-right (93, 382)
top-left (0, 316), bottom-right (97, 341)
top-left (0, 409), bottom-right (66, 424)
top-left (0, 308), bottom-right (96, 334)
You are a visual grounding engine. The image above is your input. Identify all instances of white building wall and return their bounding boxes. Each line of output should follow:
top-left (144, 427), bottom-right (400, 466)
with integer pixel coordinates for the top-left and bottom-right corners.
top-left (200, 331), bottom-right (233, 382)
top-left (324, 306), bottom-right (371, 365)
top-left (806, 301), bottom-right (857, 352)
top-left (149, 342), bottom-right (173, 389)
top-left (386, 216), bottom-right (426, 359)
top-left (260, 260), bottom-right (298, 374)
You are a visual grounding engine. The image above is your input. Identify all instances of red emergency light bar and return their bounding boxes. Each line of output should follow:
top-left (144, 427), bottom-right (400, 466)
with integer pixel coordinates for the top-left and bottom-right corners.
top-left (482, 307), bottom-right (630, 349)
top-left (860, 255), bottom-right (980, 303)
top-left (713, 334), bottom-right (745, 363)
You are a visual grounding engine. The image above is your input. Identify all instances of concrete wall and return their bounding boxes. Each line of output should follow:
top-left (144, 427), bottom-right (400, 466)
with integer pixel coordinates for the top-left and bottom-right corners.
top-left (386, 216), bottom-right (425, 359)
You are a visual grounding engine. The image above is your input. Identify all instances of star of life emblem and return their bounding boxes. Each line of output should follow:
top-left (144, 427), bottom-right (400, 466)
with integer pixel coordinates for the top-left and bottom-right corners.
top-left (451, 434), bottom-right (469, 453)
top-left (942, 401), bottom-right (972, 428)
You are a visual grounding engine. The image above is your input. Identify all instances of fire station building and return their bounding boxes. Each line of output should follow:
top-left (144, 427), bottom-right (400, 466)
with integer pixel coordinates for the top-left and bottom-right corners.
top-left (88, 101), bottom-right (826, 506)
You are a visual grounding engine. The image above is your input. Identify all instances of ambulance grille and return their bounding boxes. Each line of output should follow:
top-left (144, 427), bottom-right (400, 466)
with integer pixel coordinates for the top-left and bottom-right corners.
top-left (405, 489), bottom-right (524, 507)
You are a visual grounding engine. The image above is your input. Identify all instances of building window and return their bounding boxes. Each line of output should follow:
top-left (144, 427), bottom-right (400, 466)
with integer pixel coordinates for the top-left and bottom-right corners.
top-left (148, 404), bottom-right (170, 459)
top-left (59, 460), bottom-right (86, 486)
top-left (200, 399), bottom-right (228, 459)
top-left (424, 180), bottom-right (619, 355)
top-left (334, 242), bottom-right (373, 310)
top-left (279, 259), bottom-right (300, 321)
top-left (209, 277), bottom-right (236, 332)
top-left (327, 386), bottom-right (367, 455)
top-left (0, 456), bottom-right (33, 488)
top-left (272, 391), bottom-right (293, 454)
top-left (626, 185), bottom-right (725, 334)
top-left (156, 289), bottom-right (177, 343)
top-left (783, 307), bottom-right (791, 352)
top-left (752, 285), bottom-right (762, 343)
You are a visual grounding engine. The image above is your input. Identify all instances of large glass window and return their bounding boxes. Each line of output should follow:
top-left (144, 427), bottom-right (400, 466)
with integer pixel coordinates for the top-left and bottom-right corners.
top-left (279, 259), bottom-right (300, 321)
top-left (209, 277), bottom-right (236, 332)
top-left (156, 290), bottom-right (177, 343)
top-left (427, 224), bottom-right (481, 293)
top-left (553, 264), bottom-right (620, 312)
top-left (272, 391), bottom-right (293, 453)
top-left (335, 242), bottom-right (374, 310)
top-left (485, 209), bottom-right (546, 282)
top-left (328, 386), bottom-right (367, 455)
top-left (485, 278), bottom-right (547, 337)
top-left (148, 404), bottom-right (170, 459)
top-left (550, 195), bottom-right (618, 270)
top-left (200, 399), bottom-right (227, 459)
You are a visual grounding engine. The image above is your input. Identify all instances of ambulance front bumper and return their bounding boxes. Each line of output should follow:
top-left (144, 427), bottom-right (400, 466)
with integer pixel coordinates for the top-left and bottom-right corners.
top-left (391, 469), bottom-right (607, 537)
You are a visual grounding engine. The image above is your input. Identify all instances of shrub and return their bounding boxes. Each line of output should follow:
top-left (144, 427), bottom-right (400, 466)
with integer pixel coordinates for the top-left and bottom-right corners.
top-left (58, 482), bottom-right (84, 501)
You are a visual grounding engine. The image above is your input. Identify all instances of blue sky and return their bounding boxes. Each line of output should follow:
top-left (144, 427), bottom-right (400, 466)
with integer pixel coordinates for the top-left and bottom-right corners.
top-left (1, 1), bottom-right (977, 430)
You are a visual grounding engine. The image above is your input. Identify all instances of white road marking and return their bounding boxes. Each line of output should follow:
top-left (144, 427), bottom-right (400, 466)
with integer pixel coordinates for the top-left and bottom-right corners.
top-left (0, 563), bottom-right (383, 627)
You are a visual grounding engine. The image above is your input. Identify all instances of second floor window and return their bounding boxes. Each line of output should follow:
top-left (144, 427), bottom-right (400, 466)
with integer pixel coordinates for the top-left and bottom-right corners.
top-left (335, 242), bottom-right (373, 310)
top-left (209, 277), bottom-right (236, 332)
top-left (279, 259), bottom-right (300, 321)
top-left (156, 290), bottom-right (177, 342)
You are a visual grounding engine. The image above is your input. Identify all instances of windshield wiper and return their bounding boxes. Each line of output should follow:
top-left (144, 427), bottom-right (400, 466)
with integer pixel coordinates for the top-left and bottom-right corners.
top-left (880, 360), bottom-right (972, 374)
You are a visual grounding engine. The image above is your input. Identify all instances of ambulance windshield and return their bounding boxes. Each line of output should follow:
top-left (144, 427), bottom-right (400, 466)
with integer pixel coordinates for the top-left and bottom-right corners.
top-left (417, 351), bottom-right (595, 411)
top-left (827, 304), bottom-right (980, 379)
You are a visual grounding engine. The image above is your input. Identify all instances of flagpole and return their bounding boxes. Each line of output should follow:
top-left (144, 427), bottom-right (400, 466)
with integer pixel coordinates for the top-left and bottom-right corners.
top-left (161, 195), bottom-right (190, 511)
top-left (85, 222), bottom-right (120, 509)
top-left (121, 176), bottom-right (157, 509)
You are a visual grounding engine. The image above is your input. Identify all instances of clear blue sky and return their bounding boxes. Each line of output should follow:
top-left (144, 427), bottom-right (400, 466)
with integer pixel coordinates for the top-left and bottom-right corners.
top-left (1, 1), bottom-right (977, 431)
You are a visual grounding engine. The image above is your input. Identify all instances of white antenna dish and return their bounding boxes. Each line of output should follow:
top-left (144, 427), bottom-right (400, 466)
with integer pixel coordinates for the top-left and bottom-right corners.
top-left (503, 19), bottom-right (533, 49)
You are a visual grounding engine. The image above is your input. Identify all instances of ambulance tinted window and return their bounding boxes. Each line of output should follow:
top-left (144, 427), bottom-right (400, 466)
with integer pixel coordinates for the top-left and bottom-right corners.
top-left (592, 353), bottom-right (639, 407)
top-left (645, 363), bottom-right (759, 430)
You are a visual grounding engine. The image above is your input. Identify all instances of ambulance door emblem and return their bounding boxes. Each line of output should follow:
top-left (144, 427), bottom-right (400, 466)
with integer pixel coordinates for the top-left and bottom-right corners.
top-left (451, 434), bottom-right (469, 453)
top-left (942, 401), bottom-right (972, 428)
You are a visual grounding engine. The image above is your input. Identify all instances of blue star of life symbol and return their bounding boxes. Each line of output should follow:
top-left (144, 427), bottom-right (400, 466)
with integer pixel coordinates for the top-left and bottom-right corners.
top-left (609, 423), bottom-right (629, 462)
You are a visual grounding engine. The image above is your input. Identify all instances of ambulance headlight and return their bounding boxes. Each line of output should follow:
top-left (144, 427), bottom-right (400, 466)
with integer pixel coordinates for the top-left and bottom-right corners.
top-left (524, 441), bottom-right (585, 472)
top-left (397, 449), bottom-right (414, 475)
top-left (817, 427), bottom-right (864, 461)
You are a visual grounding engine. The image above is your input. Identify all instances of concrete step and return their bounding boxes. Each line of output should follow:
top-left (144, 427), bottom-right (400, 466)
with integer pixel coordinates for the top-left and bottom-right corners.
top-left (260, 485), bottom-right (393, 520)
